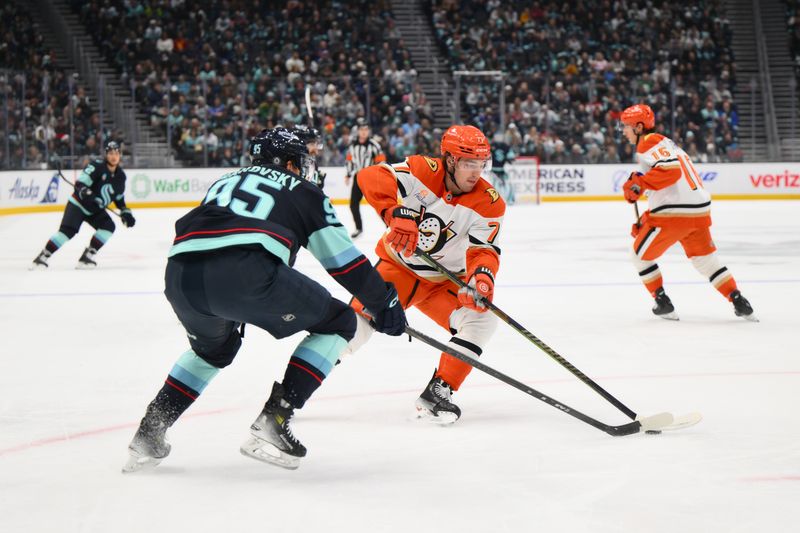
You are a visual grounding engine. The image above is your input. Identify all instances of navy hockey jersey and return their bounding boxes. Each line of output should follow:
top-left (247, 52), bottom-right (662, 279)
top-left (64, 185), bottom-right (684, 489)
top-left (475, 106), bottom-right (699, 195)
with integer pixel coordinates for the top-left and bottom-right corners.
top-left (169, 164), bottom-right (388, 312)
top-left (69, 159), bottom-right (129, 215)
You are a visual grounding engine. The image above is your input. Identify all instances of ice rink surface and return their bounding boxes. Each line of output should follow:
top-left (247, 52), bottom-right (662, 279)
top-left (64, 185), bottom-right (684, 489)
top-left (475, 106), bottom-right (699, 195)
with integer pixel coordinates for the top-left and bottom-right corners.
top-left (1, 199), bottom-right (798, 533)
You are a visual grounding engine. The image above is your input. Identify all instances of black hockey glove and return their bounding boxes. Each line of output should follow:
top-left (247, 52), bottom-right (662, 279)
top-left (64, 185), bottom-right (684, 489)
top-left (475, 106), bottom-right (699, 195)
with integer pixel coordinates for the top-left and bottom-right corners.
top-left (120, 208), bottom-right (136, 228)
top-left (370, 282), bottom-right (406, 336)
top-left (77, 185), bottom-right (93, 201)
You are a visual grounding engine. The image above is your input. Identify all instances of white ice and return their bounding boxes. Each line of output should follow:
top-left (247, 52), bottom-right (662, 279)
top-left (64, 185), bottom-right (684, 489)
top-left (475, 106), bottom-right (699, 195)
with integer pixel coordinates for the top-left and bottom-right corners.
top-left (1, 200), bottom-right (798, 533)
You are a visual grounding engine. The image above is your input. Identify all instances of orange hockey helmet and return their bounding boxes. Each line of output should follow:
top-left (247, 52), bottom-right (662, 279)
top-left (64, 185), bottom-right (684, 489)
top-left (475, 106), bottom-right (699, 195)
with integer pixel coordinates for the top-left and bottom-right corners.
top-left (621, 104), bottom-right (655, 130)
top-left (440, 125), bottom-right (491, 160)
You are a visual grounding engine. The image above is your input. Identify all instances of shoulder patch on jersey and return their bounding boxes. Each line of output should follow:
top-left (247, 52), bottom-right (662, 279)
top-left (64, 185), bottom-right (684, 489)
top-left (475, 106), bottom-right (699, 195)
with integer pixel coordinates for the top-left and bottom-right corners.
top-left (485, 187), bottom-right (500, 203)
top-left (422, 156), bottom-right (439, 173)
top-left (637, 133), bottom-right (664, 153)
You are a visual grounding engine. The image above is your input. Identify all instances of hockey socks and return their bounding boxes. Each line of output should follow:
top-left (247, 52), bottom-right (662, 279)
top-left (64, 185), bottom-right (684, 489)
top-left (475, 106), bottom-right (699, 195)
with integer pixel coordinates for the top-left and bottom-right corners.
top-left (89, 229), bottom-right (114, 251)
top-left (142, 350), bottom-right (222, 428)
top-left (282, 333), bottom-right (346, 408)
top-left (44, 231), bottom-right (71, 254)
top-left (436, 336), bottom-right (483, 391)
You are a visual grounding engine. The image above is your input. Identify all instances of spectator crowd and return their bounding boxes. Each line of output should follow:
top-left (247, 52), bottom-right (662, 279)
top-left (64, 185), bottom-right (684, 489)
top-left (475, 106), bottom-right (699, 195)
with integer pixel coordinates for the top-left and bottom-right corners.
top-left (71, 0), bottom-right (436, 167)
top-left (431, 0), bottom-right (743, 163)
top-left (2, 0), bottom-right (758, 170)
top-left (1, 3), bottom-right (112, 170)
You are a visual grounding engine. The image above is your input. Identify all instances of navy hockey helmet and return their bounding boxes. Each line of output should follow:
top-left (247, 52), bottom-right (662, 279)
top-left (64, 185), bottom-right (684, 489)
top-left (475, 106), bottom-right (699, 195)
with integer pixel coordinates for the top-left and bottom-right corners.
top-left (249, 127), bottom-right (314, 179)
top-left (291, 124), bottom-right (321, 145)
top-left (291, 124), bottom-right (323, 154)
top-left (105, 140), bottom-right (121, 152)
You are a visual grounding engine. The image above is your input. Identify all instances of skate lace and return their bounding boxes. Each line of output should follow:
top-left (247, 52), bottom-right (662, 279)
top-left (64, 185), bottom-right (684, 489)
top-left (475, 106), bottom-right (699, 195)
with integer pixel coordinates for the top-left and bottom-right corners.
top-left (282, 415), bottom-right (300, 445)
top-left (432, 379), bottom-right (453, 402)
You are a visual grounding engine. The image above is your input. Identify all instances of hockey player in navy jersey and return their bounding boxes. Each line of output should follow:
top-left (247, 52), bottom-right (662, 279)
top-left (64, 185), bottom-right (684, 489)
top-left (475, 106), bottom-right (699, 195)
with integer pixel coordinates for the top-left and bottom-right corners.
top-left (30, 140), bottom-right (135, 269)
top-left (123, 127), bottom-right (406, 473)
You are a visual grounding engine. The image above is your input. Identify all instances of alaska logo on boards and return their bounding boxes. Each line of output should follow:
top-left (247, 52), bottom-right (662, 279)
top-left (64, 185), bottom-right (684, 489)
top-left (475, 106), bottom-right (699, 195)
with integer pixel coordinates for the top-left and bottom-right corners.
top-left (7, 175), bottom-right (59, 203)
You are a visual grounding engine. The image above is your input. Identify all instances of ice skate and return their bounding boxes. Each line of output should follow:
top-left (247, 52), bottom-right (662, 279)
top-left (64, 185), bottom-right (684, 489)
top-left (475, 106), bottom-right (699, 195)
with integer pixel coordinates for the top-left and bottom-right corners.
top-left (29, 250), bottom-right (51, 270)
top-left (350, 229), bottom-right (363, 239)
top-left (730, 290), bottom-right (758, 322)
top-left (415, 371), bottom-right (461, 425)
top-left (122, 420), bottom-right (171, 473)
top-left (240, 382), bottom-right (306, 470)
top-left (76, 247), bottom-right (98, 269)
top-left (652, 288), bottom-right (679, 321)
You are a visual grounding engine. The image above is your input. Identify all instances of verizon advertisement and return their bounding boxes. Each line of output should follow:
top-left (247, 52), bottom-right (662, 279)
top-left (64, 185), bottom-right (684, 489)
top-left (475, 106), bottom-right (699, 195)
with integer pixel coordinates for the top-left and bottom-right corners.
top-left (1, 163), bottom-right (798, 214)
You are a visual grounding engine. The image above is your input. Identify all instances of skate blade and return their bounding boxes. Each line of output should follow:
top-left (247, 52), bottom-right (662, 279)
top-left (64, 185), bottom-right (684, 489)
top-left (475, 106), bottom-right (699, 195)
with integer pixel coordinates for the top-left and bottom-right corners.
top-left (75, 263), bottom-right (96, 270)
top-left (414, 406), bottom-right (459, 426)
top-left (738, 313), bottom-right (759, 323)
top-left (240, 436), bottom-right (301, 470)
top-left (121, 453), bottom-right (162, 474)
top-left (29, 263), bottom-right (47, 271)
top-left (656, 311), bottom-right (679, 321)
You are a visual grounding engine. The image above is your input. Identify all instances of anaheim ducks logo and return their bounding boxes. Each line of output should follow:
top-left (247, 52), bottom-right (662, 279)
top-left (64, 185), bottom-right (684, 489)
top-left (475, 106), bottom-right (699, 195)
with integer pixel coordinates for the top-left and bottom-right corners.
top-left (486, 187), bottom-right (500, 203)
top-left (422, 156), bottom-right (439, 173)
top-left (416, 209), bottom-right (456, 254)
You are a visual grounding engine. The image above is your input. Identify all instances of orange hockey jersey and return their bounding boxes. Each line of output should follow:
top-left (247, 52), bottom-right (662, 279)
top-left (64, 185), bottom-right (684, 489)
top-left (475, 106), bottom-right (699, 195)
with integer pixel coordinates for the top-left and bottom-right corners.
top-left (357, 155), bottom-right (505, 281)
top-left (636, 133), bottom-right (711, 228)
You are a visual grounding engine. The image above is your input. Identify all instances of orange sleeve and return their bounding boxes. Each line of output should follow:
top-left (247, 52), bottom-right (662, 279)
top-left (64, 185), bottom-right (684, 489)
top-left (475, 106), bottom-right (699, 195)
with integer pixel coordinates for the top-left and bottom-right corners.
top-left (640, 165), bottom-right (681, 190)
top-left (466, 247), bottom-right (500, 278)
top-left (356, 164), bottom-right (399, 221)
top-left (374, 153), bottom-right (386, 163)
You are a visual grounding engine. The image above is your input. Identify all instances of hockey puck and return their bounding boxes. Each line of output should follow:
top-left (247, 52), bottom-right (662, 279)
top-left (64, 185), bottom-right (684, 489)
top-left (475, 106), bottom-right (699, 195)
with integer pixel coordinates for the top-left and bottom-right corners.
top-left (645, 430), bottom-right (662, 435)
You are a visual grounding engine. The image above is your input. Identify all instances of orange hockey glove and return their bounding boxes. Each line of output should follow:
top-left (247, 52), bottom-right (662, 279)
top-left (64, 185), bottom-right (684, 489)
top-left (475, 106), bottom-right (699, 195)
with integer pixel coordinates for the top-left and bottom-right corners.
top-left (623, 172), bottom-right (644, 203)
top-left (457, 267), bottom-right (494, 312)
top-left (384, 206), bottom-right (418, 257)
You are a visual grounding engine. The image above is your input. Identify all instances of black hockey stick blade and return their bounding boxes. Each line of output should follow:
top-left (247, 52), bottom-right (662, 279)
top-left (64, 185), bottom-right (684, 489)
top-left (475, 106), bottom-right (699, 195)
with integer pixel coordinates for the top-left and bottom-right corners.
top-left (404, 325), bottom-right (673, 437)
top-left (413, 249), bottom-right (640, 420)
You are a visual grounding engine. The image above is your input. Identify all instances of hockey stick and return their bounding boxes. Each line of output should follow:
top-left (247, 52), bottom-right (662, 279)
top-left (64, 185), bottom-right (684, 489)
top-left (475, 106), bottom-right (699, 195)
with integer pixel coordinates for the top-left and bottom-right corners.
top-left (633, 201), bottom-right (641, 229)
top-left (414, 249), bottom-right (640, 419)
top-left (413, 250), bottom-right (702, 432)
top-left (56, 163), bottom-right (122, 219)
top-left (404, 326), bottom-right (673, 436)
top-left (304, 85), bottom-right (314, 126)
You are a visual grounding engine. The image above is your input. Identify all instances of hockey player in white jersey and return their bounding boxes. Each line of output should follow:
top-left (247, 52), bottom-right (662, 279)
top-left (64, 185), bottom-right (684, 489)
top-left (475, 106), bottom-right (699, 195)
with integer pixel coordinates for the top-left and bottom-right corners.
top-left (620, 104), bottom-right (756, 321)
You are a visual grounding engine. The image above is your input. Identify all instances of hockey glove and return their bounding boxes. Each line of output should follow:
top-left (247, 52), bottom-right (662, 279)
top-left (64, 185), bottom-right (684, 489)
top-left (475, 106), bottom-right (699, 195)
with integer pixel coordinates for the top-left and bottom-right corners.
top-left (623, 172), bottom-right (644, 203)
top-left (77, 185), bottom-right (93, 201)
top-left (120, 208), bottom-right (136, 228)
top-left (370, 283), bottom-right (406, 336)
top-left (457, 267), bottom-right (494, 312)
top-left (384, 206), bottom-right (419, 258)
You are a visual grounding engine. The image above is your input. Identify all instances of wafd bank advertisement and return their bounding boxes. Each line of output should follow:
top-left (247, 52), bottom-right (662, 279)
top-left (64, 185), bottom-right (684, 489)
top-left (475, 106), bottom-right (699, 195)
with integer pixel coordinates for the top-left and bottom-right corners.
top-left (1, 163), bottom-right (798, 214)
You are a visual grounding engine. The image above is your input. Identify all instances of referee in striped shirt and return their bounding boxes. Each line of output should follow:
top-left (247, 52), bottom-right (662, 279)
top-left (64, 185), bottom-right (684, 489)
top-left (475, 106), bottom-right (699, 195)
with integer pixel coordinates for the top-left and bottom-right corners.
top-left (345, 118), bottom-right (386, 238)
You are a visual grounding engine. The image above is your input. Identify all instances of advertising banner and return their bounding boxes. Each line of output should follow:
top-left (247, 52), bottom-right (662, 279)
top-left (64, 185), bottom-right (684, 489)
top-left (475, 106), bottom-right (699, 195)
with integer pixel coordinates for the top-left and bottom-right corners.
top-left (2, 162), bottom-right (798, 215)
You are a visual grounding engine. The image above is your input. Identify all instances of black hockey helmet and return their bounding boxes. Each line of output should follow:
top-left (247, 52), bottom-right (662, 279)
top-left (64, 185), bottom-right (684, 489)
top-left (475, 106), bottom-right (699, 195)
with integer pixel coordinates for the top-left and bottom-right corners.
top-left (105, 140), bottom-right (121, 152)
top-left (291, 124), bottom-right (321, 145)
top-left (249, 127), bottom-right (314, 179)
top-left (291, 124), bottom-right (323, 154)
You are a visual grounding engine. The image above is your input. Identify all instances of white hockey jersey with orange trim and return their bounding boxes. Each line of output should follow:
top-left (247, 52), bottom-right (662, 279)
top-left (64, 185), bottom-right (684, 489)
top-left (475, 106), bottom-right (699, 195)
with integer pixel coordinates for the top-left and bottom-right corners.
top-left (357, 154), bottom-right (505, 281)
top-left (636, 133), bottom-right (711, 227)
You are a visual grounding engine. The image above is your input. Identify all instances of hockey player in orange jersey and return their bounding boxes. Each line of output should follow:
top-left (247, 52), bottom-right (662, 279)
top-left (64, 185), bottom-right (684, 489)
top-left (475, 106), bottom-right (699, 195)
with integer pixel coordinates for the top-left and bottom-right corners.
top-left (620, 104), bottom-right (756, 321)
top-left (346, 125), bottom-right (505, 423)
